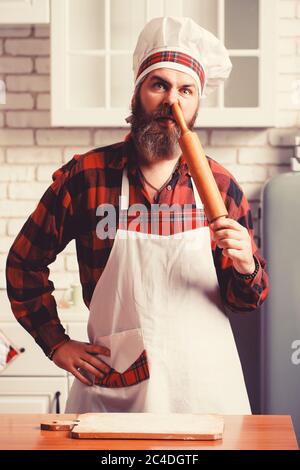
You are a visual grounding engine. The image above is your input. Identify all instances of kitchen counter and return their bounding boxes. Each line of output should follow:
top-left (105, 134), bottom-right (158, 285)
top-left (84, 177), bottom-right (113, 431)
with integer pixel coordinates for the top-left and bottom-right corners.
top-left (0, 414), bottom-right (298, 450)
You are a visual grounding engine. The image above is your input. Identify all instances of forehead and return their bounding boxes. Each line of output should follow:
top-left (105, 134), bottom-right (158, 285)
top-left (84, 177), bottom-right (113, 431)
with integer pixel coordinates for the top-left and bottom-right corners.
top-left (144, 68), bottom-right (197, 87)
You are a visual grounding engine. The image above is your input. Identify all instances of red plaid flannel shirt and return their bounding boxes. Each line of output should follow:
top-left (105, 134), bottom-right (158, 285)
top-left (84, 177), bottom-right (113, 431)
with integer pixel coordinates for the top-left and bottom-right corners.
top-left (6, 133), bottom-right (269, 386)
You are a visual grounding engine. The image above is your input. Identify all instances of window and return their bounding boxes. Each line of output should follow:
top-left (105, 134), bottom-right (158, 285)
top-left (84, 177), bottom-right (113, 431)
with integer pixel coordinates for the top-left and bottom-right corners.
top-left (51, 0), bottom-right (277, 127)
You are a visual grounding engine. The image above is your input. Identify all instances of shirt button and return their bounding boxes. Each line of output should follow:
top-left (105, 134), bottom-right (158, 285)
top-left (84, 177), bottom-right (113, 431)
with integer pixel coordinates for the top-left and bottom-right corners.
top-left (167, 185), bottom-right (172, 191)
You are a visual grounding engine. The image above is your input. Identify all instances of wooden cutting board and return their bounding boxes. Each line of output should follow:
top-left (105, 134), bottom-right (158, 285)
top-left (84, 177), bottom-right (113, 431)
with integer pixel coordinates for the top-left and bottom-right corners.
top-left (41, 413), bottom-right (224, 440)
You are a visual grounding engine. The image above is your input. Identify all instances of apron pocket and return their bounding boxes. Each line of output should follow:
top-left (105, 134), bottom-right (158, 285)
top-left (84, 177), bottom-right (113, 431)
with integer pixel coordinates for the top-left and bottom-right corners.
top-left (95, 328), bottom-right (150, 388)
top-left (96, 349), bottom-right (149, 388)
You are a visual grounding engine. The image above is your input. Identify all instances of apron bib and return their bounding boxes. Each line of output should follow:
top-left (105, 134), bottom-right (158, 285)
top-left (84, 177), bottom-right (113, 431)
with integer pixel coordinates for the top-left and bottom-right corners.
top-left (65, 167), bottom-right (251, 414)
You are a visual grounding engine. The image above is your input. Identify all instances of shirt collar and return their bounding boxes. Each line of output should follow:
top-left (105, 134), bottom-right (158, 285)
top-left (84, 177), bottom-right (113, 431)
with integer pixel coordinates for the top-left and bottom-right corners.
top-left (107, 132), bottom-right (191, 176)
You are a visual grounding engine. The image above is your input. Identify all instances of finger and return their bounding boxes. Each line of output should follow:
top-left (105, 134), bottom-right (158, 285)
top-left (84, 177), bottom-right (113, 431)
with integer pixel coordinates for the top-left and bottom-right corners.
top-left (213, 229), bottom-right (243, 241)
top-left (222, 248), bottom-right (244, 259)
top-left (210, 217), bottom-right (234, 230)
top-left (81, 354), bottom-right (111, 375)
top-left (216, 239), bottom-right (244, 250)
top-left (211, 218), bottom-right (242, 232)
top-left (71, 366), bottom-right (92, 386)
top-left (85, 344), bottom-right (111, 356)
top-left (79, 359), bottom-right (109, 380)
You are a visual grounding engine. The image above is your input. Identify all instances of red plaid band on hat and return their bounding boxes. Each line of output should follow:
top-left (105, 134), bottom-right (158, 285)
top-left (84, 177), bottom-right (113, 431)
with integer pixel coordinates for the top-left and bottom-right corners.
top-left (136, 50), bottom-right (205, 92)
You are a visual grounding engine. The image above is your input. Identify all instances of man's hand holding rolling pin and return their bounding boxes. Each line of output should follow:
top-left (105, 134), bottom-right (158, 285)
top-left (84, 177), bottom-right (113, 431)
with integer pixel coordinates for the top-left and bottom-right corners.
top-left (210, 218), bottom-right (256, 275)
top-left (171, 102), bottom-right (256, 278)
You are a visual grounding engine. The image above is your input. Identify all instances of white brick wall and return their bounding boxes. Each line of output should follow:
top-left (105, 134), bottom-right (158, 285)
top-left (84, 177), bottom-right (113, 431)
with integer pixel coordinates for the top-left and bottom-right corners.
top-left (0, 199), bottom-right (37, 217)
top-left (34, 26), bottom-right (49, 38)
top-left (0, 129), bottom-right (34, 145)
top-left (0, 165), bottom-right (35, 181)
top-left (36, 164), bottom-right (59, 182)
top-left (279, 18), bottom-right (300, 36)
top-left (7, 218), bottom-right (25, 236)
top-left (0, 57), bottom-right (33, 73)
top-left (226, 165), bottom-right (268, 183)
top-left (36, 129), bottom-right (91, 146)
top-left (1, 92), bottom-right (34, 110)
top-left (36, 93), bottom-right (50, 110)
top-left (6, 147), bottom-right (61, 164)
top-left (8, 181), bottom-right (49, 200)
top-left (0, 236), bottom-right (17, 253)
top-left (0, 183), bottom-right (7, 199)
top-left (5, 39), bottom-right (49, 56)
top-left (206, 147), bottom-right (237, 164)
top-left (210, 130), bottom-right (269, 146)
top-left (35, 57), bottom-right (49, 74)
top-left (279, 38), bottom-right (296, 55)
top-left (6, 111), bottom-right (50, 127)
top-left (94, 129), bottom-right (128, 146)
top-left (0, 6), bottom-right (299, 295)
top-left (0, 27), bottom-right (31, 38)
top-left (63, 147), bottom-right (91, 163)
top-left (238, 147), bottom-right (292, 164)
top-left (6, 75), bottom-right (50, 92)
top-left (0, 220), bottom-right (6, 236)
top-left (279, 0), bottom-right (297, 17)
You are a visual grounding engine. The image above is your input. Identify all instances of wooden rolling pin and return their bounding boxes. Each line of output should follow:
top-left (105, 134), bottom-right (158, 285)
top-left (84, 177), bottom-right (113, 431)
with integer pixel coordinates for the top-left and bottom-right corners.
top-left (172, 102), bottom-right (228, 223)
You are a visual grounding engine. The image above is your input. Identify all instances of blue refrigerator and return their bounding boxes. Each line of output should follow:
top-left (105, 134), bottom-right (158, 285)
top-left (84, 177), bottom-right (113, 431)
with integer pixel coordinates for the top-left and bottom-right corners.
top-left (261, 147), bottom-right (300, 443)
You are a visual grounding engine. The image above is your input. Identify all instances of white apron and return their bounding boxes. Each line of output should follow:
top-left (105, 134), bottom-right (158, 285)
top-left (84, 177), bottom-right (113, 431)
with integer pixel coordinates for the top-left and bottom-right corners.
top-left (65, 167), bottom-right (251, 414)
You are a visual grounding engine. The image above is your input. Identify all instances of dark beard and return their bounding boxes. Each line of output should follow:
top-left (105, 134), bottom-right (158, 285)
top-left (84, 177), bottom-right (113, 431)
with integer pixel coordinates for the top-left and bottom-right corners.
top-left (130, 94), bottom-right (198, 164)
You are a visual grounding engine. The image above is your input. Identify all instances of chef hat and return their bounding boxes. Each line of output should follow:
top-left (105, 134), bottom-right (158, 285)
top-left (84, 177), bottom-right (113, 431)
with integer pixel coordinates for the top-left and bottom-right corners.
top-left (133, 16), bottom-right (232, 99)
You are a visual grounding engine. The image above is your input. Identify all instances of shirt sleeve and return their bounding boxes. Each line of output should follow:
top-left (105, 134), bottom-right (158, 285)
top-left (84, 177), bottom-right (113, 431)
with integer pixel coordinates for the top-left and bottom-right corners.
top-left (5, 167), bottom-right (76, 357)
top-left (209, 160), bottom-right (269, 313)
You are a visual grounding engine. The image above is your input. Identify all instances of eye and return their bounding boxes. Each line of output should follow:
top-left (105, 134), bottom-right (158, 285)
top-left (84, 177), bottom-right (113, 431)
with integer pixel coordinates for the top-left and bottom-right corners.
top-left (153, 82), bottom-right (167, 90)
top-left (182, 88), bottom-right (192, 96)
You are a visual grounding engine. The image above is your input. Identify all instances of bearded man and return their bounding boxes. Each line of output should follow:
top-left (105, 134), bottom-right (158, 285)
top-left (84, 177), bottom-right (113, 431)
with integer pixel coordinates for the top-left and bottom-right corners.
top-left (6, 17), bottom-right (269, 414)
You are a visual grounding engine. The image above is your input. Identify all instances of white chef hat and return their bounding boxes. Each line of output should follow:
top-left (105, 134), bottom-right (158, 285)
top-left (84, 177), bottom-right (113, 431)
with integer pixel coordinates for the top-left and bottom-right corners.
top-left (132, 16), bottom-right (232, 99)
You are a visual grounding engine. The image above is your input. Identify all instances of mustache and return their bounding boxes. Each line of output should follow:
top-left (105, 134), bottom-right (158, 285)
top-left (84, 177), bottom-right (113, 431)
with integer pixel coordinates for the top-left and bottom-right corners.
top-left (131, 112), bottom-right (177, 129)
top-left (132, 103), bottom-right (176, 122)
top-left (153, 107), bottom-right (176, 121)
top-left (130, 97), bottom-right (180, 129)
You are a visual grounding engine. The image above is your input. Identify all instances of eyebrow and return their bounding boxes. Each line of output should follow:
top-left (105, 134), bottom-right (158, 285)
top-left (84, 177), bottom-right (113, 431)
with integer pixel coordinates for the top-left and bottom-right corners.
top-left (149, 75), bottom-right (196, 89)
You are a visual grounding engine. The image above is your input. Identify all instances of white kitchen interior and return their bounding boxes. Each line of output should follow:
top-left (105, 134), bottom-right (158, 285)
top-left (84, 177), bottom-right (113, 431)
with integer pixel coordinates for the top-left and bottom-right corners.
top-left (0, 0), bottom-right (299, 440)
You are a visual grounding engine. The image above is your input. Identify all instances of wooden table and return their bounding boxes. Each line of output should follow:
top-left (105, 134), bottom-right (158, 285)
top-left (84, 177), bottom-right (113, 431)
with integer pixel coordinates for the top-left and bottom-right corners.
top-left (0, 414), bottom-right (298, 450)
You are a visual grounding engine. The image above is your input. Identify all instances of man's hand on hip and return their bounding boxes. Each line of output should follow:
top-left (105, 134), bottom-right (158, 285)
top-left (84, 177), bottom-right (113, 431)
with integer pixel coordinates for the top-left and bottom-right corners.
top-left (52, 339), bottom-right (111, 386)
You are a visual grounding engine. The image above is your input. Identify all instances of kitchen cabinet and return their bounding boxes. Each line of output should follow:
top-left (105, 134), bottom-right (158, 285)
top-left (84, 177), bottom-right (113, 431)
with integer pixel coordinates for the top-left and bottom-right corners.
top-left (0, 322), bottom-right (67, 377)
top-left (0, 0), bottom-right (49, 24)
top-left (0, 292), bottom-right (88, 413)
top-left (51, 0), bottom-right (277, 127)
top-left (0, 378), bottom-right (67, 413)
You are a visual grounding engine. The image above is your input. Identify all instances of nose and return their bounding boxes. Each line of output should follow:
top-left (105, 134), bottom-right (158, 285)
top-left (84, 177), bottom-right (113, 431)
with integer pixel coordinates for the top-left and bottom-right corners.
top-left (162, 88), bottom-right (178, 107)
